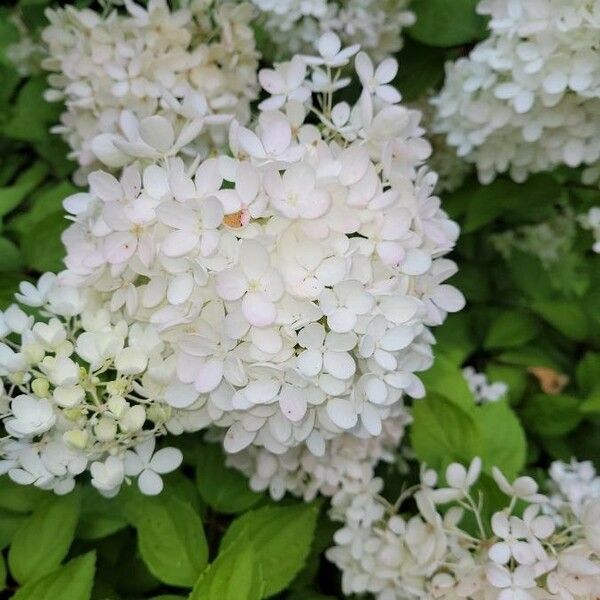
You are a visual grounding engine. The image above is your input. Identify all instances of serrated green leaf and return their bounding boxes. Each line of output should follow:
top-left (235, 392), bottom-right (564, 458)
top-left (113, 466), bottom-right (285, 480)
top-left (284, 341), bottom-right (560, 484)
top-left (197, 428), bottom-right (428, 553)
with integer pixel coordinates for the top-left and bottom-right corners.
top-left (220, 503), bottom-right (319, 598)
top-left (411, 394), bottom-right (483, 472)
top-left (9, 490), bottom-right (81, 584)
top-left (409, 0), bottom-right (488, 47)
top-left (190, 532), bottom-right (264, 600)
top-left (196, 444), bottom-right (263, 514)
top-left (12, 552), bottom-right (95, 600)
top-left (126, 492), bottom-right (208, 588)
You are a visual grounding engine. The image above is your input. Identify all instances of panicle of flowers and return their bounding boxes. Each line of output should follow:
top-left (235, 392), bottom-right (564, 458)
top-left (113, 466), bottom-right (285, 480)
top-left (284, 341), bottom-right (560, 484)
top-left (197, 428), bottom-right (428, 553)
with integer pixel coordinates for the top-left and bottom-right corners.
top-left (58, 32), bottom-right (464, 458)
top-left (41, 0), bottom-right (259, 182)
top-left (0, 274), bottom-right (182, 497)
top-left (5, 13), bottom-right (46, 77)
top-left (226, 407), bottom-right (410, 501)
top-left (492, 204), bottom-right (578, 265)
top-left (578, 206), bottom-right (600, 253)
top-left (251, 0), bottom-right (414, 61)
top-left (431, 0), bottom-right (600, 184)
top-left (327, 457), bottom-right (600, 599)
top-left (463, 366), bottom-right (508, 404)
top-left (545, 459), bottom-right (600, 525)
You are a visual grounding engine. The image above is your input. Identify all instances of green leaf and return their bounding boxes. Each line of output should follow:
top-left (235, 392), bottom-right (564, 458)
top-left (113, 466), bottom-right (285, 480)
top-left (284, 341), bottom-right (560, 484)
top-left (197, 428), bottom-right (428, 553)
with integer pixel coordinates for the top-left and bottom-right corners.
top-left (521, 394), bottom-right (582, 437)
top-left (0, 476), bottom-right (47, 513)
top-left (0, 237), bottom-right (22, 271)
top-left (576, 352), bottom-right (600, 395)
top-left (484, 311), bottom-right (540, 349)
top-left (420, 354), bottom-right (475, 409)
top-left (21, 210), bottom-right (69, 272)
top-left (76, 486), bottom-right (127, 540)
top-left (0, 162), bottom-right (48, 217)
top-left (0, 273), bottom-right (25, 309)
top-left (532, 299), bottom-right (590, 341)
top-left (196, 444), bottom-right (263, 514)
top-left (0, 553), bottom-right (6, 592)
top-left (127, 492), bottom-right (208, 588)
top-left (0, 508), bottom-right (26, 550)
top-left (220, 503), bottom-right (319, 598)
top-left (12, 552), bottom-right (95, 600)
top-left (8, 490), bottom-right (81, 584)
top-left (411, 394), bottom-right (483, 471)
top-left (477, 401), bottom-right (526, 478)
top-left (433, 312), bottom-right (477, 366)
top-left (394, 38), bottom-right (448, 101)
top-left (190, 532), bottom-right (264, 600)
top-left (485, 364), bottom-right (526, 406)
top-left (409, 0), bottom-right (488, 47)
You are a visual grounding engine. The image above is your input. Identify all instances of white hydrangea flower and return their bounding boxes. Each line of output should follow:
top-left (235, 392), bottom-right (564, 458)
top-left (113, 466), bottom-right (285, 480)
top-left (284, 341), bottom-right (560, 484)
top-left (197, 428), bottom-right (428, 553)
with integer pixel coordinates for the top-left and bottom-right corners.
top-left (227, 409), bottom-right (410, 501)
top-left (251, 0), bottom-right (414, 62)
top-left (0, 276), bottom-right (183, 497)
top-left (42, 0), bottom-right (259, 182)
top-left (463, 366), bottom-right (509, 403)
top-left (59, 34), bottom-right (464, 456)
top-left (326, 458), bottom-right (600, 600)
top-left (432, 0), bottom-right (600, 183)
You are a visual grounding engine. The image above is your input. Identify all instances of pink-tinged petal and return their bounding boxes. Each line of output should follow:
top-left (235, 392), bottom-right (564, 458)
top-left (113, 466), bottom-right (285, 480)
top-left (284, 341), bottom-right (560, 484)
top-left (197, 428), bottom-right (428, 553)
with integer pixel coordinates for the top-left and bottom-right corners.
top-left (279, 387), bottom-right (307, 422)
top-left (161, 230), bottom-right (199, 258)
top-left (89, 171), bottom-right (123, 202)
top-left (258, 68), bottom-right (285, 95)
top-left (215, 268), bottom-right (247, 301)
top-left (300, 189), bottom-right (330, 219)
top-left (242, 292), bottom-right (277, 327)
top-left (104, 232), bottom-right (137, 264)
top-left (377, 241), bottom-right (405, 266)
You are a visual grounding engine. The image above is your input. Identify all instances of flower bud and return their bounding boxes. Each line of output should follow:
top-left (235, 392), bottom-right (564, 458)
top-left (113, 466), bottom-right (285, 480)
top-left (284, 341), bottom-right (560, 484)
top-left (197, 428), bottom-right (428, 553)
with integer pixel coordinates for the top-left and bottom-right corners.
top-left (120, 405), bottom-right (146, 432)
top-left (95, 418), bottom-right (117, 442)
top-left (63, 429), bottom-right (88, 449)
top-left (32, 378), bottom-right (50, 398)
top-left (107, 395), bottom-right (128, 417)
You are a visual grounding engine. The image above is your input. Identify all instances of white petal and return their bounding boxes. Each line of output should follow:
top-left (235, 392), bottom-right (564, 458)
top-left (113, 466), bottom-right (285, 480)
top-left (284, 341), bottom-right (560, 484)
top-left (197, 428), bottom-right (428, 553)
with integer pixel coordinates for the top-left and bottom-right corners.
top-left (150, 448), bottom-right (183, 474)
top-left (138, 116), bottom-right (175, 152)
top-left (138, 469), bottom-right (163, 495)
top-left (326, 397), bottom-right (357, 429)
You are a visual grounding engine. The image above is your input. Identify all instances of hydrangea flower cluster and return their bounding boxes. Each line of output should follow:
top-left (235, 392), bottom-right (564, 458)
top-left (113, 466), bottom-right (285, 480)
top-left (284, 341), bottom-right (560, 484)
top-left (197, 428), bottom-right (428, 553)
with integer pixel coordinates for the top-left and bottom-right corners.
top-left (42, 0), bottom-right (259, 182)
top-left (546, 459), bottom-right (600, 524)
top-left (251, 0), bottom-right (414, 61)
top-left (327, 457), bottom-right (600, 599)
top-left (432, 0), bottom-right (600, 183)
top-left (58, 33), bottom-right (464, 457)
top-left (463, 366), bottom-right (508, 404)
top-left (227, 408), bottom-right (410, 501)
top-left (0, 274), bottom-right (182, 497)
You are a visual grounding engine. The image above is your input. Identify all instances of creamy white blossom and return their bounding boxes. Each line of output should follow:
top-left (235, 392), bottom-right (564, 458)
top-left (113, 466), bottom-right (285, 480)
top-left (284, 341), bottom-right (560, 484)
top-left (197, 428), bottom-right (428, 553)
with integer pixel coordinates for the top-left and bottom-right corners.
top-left (0, 276), bottom-right (182, 496)
top-left (432, 0), bottom-right (600, 183)
top-left (327, 458), bottom-right (600, 599)
top-left (59, 34), bottom-right (464, 456)
top-left (251, 0), bottom-right (414, 62)
top-left (463, 366), bottom-right (509, 403)
top-left (42, 0), bottom-right (259, 182)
